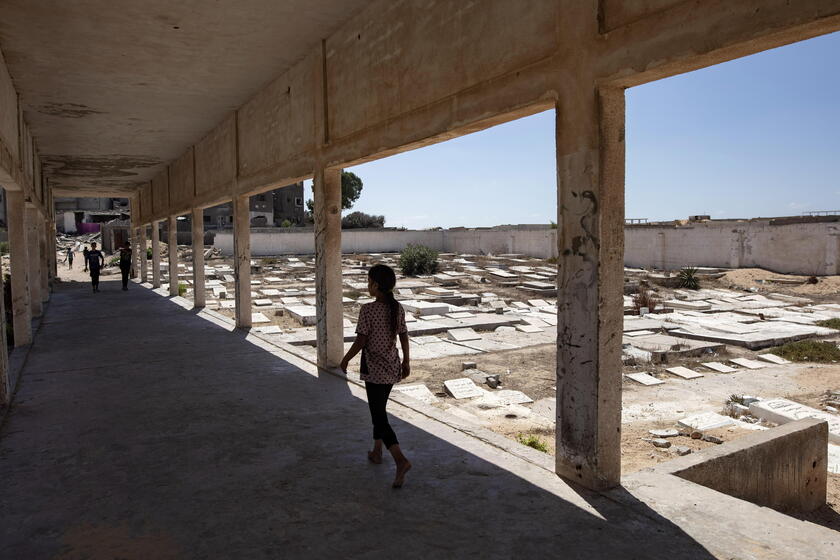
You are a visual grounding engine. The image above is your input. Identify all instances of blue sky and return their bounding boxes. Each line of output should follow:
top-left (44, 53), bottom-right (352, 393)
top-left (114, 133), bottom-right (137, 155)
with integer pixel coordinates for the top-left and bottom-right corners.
top-left (305, 30), bottom-right (840, 228)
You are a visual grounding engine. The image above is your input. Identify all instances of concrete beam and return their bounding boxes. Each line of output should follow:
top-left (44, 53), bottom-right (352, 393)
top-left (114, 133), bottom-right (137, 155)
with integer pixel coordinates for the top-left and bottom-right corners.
top-left (139, 226), bottom-right (148, 283)
top-left (313, 167), bottom-right (343, 369)
top-left (167, 215), bottom-right (178, 296)
top-left (151, 221), bottom-right (161, 288)
top-left (233, 195), bottom-right (251, 328)
top-left (191, 208), bottom-right (205, 308)
top-left (25, 205), bottom-right (42, 318)
top-left (553, 86), bottom-right (625, 490)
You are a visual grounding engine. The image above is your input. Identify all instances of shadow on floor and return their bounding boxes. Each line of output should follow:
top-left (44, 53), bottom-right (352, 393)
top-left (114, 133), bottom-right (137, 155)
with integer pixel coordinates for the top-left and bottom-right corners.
top-left (0, 279), bottom-right (717, 559)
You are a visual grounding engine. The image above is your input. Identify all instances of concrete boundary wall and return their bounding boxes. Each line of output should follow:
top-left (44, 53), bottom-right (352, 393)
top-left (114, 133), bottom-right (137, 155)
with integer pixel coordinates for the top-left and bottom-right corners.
top-left (653, 418), bottom-right (828, 513)
top-left (625, 220), bottom-right (840, 275)
top-left (214, 228), bottom-right (560, 259)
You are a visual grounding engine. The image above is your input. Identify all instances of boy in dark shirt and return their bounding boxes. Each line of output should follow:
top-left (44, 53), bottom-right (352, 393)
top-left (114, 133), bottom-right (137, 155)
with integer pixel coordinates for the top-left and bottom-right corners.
top-left (87, 242), bottom-right (105, 293)
top-left (119, 241), bottom-right (132, 290)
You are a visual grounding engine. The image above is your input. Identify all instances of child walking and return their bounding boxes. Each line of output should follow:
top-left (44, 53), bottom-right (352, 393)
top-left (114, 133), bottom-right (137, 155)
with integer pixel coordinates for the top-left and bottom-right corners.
top-left (341, 264), bottom-right (412, 488)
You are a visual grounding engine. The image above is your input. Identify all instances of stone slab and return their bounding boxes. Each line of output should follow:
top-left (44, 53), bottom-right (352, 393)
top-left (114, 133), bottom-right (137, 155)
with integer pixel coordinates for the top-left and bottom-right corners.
top-left (701, 361), bottom-right (737, 374)
top-left (625, 372), bottom-right (664, 386)
top-left (749, 398), bottom-right (840, 444)
top-left (401, 300), bottom-right (450, 317)
top-left (393, 383), bottom-right (439, 404)
top-left (757, 353), bottom-right (791, 365)
top-left (286, 305), bottom-right (317, 326)
top-left (448, 328), bottom-right (482, 342)
top-left (665, 366), bottom-right (704, 380)
top-left (516, 324), bottom-right (543, 333)
top-left (251, 312), bottom-right (270, 324)
top-left (678, 412), bottom-right (733, 431)
top-left (444, 378), bottom-right (484, 399)
top-left (253, 325), bottom-right (282, 334)
top-left (491, 389), bottom-right (533, 405)
top-left (730, 358), bottom-right (765, 370)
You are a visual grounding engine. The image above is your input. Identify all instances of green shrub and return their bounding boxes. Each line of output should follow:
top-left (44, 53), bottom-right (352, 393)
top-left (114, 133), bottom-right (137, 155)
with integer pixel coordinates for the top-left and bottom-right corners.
top-left (108, 255), bottom-right (121, 267)
top-left (517, 434), bottom-right (548, 453)
top-left (280, 219), bottom-right (293, 228)
top-left (178, 283), bottom-right (187, 297)
top-left (816, 318), bottom-right (840, 330)
top-left (769, 339), bottom-right (840, 362)
top-left (677, 267), bottom-right (700, 290)
top-left (632, 287), bottom-right (659, 314)
top-left (146, 247), bottom-right (153, 259)
top-left (399, 244), bottom-right (439, 276)
top-left (0, 241), bottom-right (8, 255)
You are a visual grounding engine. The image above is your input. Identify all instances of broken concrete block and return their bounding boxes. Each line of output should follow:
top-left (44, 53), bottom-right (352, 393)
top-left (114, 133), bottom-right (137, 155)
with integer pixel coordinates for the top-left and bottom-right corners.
top-left (649, 428), bottom-right (679, 438)
top-left (645, 438), bottom-right (671, 448)
top-left (461, 361), bottom-right (477, 371)
top-left (675, 446), bottom-right (692, 456)
top-left (702, 435), bottom-right (724, 444)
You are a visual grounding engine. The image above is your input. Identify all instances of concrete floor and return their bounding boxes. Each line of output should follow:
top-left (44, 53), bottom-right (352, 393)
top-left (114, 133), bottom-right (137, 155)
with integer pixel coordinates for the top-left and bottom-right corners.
top-left (1, 278), bottom-right (837, 559)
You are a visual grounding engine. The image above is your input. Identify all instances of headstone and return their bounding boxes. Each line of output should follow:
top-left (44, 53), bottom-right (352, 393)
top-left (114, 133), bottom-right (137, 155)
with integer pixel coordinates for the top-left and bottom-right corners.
top-left (393, 383), bottom-right (439, 404)
top-left (730, 358), bottom-right (765, 370)
top-left (444, 378), bottom-right (484, 399)
top-left (462, 361), bottom-right (477, 370)
top-left (492, 389), bottom-right (533, 405)
top-left (398, 288), bottom-right (414, 296)
top-left (528, 299), bottom-right (550, 308)
top-left (625, 372), bottom-right (664, 386)
top-left (749, 398), bottom-right (840, 444)
top-left (448, 328), bottom-right (482, 342)
top-left (701, 361), bottom-right (737, 373)
top-left (757, 353), bottom-right (791, 365)
top-left (516, 324), bottom-right (543, 334)
top-left (678, 412), bottom-right (733, 431)
top-left (665, 366), bottom-right (704, 380)
top-left (251, 312), bottom-right (271, 324)
top-left (254, 299), bottom-right (273, 306)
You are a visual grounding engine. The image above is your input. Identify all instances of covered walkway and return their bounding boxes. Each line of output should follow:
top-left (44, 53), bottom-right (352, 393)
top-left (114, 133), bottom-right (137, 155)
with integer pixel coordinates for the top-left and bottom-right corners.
top-left (2, 277), bottom-right (837, 559)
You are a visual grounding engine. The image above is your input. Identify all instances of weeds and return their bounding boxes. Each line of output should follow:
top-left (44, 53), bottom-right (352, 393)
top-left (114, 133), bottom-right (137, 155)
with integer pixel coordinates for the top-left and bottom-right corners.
top-left (632, 287), bottom-right (659, 314)
top-left (816, 318), bottom-right (840, 330)
top-left (769, 339), bottom-right (840, 363)
top-left (399, 244), bottom-right (439, 276)
top-left (178, 283), bottom-right (187, 297)
top-left (517, 434), bottom-right (548, 453)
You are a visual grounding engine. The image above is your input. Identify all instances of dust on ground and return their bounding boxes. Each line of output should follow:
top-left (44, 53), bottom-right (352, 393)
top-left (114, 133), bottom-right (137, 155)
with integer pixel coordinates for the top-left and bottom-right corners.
top-left (716, 268), bottom-right (840, 301)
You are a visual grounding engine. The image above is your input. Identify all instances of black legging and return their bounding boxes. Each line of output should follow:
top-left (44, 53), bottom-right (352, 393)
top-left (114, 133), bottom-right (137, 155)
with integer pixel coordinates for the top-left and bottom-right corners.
top-left (365, 382), bottom-right (398, 449)
top-left (90, 269), bottom-right (100, 290)
top-left (120, 265), bottom-right (130, 289)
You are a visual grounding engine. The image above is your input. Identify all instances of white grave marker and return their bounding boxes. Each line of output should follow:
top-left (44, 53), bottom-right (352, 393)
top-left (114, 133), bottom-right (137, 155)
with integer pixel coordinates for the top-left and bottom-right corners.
top-left (749, 398), bottom-right (840, 444)
top-left (393, 384), bottom-right (439, 404)
top-left (757, 353), bottom-right (791, 365)
top-left (665, 366), bottom-right (704, 380)
top-left (701, 362), bottom-right (737, 373)
top-left (444, 378), bottom-right (484, 399)
top-left (625, 372), bottom-right (664, 386)
top-left (678, 412), bottom-right (733, 431)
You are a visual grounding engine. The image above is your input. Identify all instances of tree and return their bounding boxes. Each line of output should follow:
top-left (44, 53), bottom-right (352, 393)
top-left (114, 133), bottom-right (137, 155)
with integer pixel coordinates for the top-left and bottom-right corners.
top-left (305, 171), bottom-right (364, 221)
top-left (341, 211), bottom-right (384, 229)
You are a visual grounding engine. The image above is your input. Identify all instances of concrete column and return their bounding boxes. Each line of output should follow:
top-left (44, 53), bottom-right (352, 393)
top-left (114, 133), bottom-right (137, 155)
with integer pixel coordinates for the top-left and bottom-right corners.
top-left (130, 227), bottom-right (139, 279)
top-left (553, 87), bottom-right (624, 490)
top-left (656, 232), bottom-right (666, 270)
top-left (0, 254), bottom-right (10, 405)
top-left (6, 191), bottom-right (31, 346)
top-left (233, 195), bottom-right (251, 328)
top-left (39, 219), bottom-right (49, 301)
top-left (168, 216), bottom-right (179, 296)
top-left (25, 206), bottom-right (42, 317)
top-left (151, 221), bottom-right (161, 288)
top-left (192, 208), bottom-right (206, 308)
top-left (313, 167), bottom-right (343, 368)
top-left (140, 226), bottom-right (149, 283)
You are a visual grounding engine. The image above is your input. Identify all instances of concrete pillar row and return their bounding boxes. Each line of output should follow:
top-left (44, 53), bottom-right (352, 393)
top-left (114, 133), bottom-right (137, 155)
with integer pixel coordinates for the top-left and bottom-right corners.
top-left (553, 87), bottom-right (624, 490)
top-left (313, 167), bottom-right (343, 369)
top-left (139, 226), bottom-right (149, 283)
top-left (151, 221), bottom-right (161, 288)
top-left (168, 216), bottom-right (179, 296)
top-left (191, 208), bottom-right (206, 308)
top-left (233, 195), bottom-right (251, 328)
top-left (130, 227), bottom-right (139, 279)
top-left (24, 205), bottom-right (43, 318)
top-left (6, 191), bottom-right (31, 346)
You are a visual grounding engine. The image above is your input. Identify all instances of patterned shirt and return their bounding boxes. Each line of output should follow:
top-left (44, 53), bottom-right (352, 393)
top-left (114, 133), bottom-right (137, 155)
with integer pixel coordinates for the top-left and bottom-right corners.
top-left (356, 300), bottom-right (407, 384)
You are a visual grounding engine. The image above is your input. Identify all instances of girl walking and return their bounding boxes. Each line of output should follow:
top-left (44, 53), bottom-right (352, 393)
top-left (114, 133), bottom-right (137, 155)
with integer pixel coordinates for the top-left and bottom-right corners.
top-left (341, 264), bottom-right (412, 488)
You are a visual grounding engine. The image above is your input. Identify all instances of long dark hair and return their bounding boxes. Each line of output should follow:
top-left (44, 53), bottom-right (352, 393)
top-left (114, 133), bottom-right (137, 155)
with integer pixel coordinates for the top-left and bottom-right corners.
top-left (369, 264), bottom-right (399, 337)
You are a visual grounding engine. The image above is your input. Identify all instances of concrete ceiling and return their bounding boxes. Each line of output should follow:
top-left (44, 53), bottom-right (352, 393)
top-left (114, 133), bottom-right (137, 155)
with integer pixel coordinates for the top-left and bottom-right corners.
top-left (0, 0), bottom-right (370, 197)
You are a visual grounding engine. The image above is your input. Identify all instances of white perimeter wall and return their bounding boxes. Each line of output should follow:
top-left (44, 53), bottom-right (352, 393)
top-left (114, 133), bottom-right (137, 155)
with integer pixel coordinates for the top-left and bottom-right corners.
top-left (214, 221), bottom-right (839, 275)
top-left (215, 228), bottom-right (559, 259)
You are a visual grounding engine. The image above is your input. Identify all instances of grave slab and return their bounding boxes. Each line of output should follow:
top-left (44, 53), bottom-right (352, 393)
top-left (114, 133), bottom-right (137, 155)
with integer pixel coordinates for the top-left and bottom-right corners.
top-left (678, 412), bottom-right (733, 431)
top-left (286, 305), bottom-right (317, 326)
top-left (393, 383), bottom-right (439, 404)
top-left (491, 389), bottom-right (534, 405)
top-left (516, 324), bottom-right (543, 334)
top-left (665, 366), bottom-right (704, 380)
top-left (757, 353), bottom-right (791, 365)
top-left (625, 372), bottom-right (664, 386)
top-left (251, 312), bottom-right (270, 324)
top-left (750, 398), bottom-right (840, 444)
top-left (730, 358), bottom-right (765, 370)
top-left (702, 361), bottom-right (737, 373)
top-left (444, 378), bottom-right (484, 399)
top-left (448, 328), bottom-right (482, 342)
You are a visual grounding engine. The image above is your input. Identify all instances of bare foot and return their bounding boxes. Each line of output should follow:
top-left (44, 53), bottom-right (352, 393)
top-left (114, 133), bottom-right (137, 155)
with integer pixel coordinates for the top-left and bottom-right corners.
top-left (392, 460), bottom-right (412, 488)
top-left (368, 450), bottom-right (382, 464)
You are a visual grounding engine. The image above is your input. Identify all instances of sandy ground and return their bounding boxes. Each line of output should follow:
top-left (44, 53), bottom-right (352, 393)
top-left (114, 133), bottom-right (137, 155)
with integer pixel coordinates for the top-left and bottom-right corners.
top-left (716, 267), bottom-right (840, 301)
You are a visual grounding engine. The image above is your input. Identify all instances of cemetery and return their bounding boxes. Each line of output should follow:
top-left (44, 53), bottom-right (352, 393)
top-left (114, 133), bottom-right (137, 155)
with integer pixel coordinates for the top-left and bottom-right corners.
top-left (154, 244), bottom-right (840, 518)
